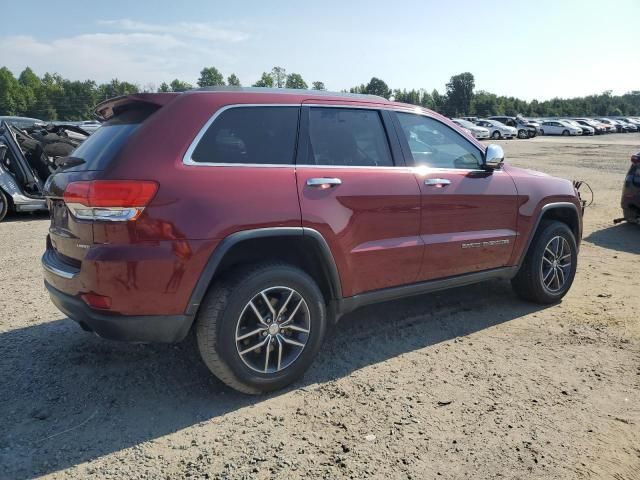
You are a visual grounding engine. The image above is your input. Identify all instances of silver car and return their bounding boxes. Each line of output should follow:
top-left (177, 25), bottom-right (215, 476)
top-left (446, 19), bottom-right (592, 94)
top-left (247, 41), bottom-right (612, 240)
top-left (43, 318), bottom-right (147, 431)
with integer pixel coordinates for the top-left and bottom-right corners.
top-left (451, 118), bottom-right (490, 139)
top-left (474, 119), bottom-right (517, 139)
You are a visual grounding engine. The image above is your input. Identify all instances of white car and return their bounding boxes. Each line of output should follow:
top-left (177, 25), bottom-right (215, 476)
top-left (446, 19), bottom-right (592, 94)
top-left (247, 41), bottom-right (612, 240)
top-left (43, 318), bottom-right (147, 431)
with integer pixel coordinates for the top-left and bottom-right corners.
top-left (451, 118), bottom-right (490, 139)
top-left (474, 119), bottom-right (517, 139)
top-left (539, 120), bottom-right (582, 136)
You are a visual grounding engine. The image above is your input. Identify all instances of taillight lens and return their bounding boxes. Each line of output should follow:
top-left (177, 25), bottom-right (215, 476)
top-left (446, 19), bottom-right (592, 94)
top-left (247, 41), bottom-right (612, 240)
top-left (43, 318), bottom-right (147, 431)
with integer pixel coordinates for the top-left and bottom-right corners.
top-left (63, 180), bottom-right (158, 221)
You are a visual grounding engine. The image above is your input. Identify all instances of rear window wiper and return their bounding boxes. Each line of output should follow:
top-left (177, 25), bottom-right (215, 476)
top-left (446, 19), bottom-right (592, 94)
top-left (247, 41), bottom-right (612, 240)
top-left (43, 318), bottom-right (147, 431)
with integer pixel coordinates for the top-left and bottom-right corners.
top-left (55, 156), bottom-right (85, 170)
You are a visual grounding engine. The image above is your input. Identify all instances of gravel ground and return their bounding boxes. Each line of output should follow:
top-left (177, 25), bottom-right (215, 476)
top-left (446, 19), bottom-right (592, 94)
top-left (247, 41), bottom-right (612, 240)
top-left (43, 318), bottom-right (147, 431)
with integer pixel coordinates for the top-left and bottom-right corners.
top-left (0, 134), bottom-right (639, 479)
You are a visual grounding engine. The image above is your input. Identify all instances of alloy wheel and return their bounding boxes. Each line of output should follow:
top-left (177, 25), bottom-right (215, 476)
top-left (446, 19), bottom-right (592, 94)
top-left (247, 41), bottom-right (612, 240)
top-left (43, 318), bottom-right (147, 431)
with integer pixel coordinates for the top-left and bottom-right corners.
top-left (235, 286), bottom-right (311, 374)
top-left (540, 236), bottom-right (572, 293)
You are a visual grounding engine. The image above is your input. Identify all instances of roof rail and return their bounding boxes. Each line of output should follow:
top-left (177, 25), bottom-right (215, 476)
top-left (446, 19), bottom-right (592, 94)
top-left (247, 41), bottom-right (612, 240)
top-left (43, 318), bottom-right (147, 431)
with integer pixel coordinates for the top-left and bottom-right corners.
top-left (187, 86), bottom-right (388, 101)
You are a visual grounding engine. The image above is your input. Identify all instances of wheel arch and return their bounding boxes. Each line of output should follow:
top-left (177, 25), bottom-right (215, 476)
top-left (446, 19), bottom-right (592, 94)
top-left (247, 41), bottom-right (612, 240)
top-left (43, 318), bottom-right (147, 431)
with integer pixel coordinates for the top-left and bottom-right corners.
top-left (517, 202), bottom-right (581, 267)
top-left (186, 227), bottom-right (342, 318)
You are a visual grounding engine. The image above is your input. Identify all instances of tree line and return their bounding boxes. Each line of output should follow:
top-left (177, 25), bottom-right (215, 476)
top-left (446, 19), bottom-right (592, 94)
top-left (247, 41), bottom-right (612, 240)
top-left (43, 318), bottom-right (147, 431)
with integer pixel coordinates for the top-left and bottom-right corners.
top-left (0, 65), bottom-right (638, 121)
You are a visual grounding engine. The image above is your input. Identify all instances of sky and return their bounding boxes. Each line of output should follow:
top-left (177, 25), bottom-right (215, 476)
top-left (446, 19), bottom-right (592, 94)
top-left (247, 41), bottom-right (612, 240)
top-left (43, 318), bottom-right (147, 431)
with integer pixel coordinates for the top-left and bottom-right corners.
top-left (1, 0), bottom-right (638, 101)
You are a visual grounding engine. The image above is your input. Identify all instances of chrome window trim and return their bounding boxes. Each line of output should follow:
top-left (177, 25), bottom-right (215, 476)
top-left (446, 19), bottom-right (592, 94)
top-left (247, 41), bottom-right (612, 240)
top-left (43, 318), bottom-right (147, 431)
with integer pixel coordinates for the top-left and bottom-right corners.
top-left (182, 102), bottom-right (491, 172)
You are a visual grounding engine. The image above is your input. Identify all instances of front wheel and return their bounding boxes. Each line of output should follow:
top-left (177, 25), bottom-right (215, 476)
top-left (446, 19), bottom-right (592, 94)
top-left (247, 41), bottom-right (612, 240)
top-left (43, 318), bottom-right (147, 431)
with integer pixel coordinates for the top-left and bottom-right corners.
top-left (518, 129), bottom-right (528, 139)
top-left (491, 130), bottom-right (501, 140)
top-left (196, 263), bottom-right (327, 394)
top-left (562, 129), bottom-right (569, 136)
top-left (511, 220), bottom-right (578, 304)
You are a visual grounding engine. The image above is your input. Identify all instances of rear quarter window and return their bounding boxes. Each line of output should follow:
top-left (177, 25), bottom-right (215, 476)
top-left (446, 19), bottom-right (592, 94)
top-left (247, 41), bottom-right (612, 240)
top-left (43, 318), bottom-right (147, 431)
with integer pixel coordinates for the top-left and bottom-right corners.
top-left (190, 106), bottom-right (300, 165)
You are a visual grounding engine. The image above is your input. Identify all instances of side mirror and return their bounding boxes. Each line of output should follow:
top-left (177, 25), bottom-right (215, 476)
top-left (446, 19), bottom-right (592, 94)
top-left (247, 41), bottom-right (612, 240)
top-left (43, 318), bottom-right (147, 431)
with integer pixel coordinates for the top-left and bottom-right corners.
top-left (483, 144), bottom-right (504, 170)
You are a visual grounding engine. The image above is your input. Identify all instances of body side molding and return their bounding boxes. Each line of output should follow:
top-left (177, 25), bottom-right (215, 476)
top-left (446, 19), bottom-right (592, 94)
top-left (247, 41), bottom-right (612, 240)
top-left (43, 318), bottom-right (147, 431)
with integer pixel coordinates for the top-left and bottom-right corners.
top-left (335, 266), bottom-right (519, 316)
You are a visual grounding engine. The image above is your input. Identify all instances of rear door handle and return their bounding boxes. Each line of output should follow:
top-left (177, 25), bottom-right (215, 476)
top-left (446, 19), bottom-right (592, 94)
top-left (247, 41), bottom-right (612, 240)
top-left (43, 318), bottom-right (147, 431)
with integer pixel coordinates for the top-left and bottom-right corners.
top-left (306, 178), bottom-right (342, 188)
top-left (424, 178), bottom-right (451, 187)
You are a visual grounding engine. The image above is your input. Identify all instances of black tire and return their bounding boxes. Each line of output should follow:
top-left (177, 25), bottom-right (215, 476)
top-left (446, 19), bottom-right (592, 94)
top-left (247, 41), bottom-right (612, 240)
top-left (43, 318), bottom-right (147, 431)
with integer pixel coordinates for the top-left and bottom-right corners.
top-left (0, 189), bottom-right (9, 222)
top-left (518, 129), bottom-right (527, 139)
top-left (528, 130), bottom-right (537, 138)
top-left (539, 129), bottom-right (545, 136)
top-left (562, 129), bottom-right (569, 136)
top-left (511, 220), bottom-right (578, 304)
top-left (491, 130), bottom-right (501, 140)
top-left (196, 263), bottom-right (327, 394)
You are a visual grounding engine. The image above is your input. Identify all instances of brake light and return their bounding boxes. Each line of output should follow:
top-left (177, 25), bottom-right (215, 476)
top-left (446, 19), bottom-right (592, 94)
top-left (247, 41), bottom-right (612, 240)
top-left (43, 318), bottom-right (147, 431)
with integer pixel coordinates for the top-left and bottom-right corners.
top-left (63, 180), bottom-right (158, 221)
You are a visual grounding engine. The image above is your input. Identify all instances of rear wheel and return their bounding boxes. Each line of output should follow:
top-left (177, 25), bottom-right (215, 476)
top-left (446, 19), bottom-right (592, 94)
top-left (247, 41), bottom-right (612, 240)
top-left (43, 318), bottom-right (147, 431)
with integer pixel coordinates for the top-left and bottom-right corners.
top-left (518, 129), bottom-right (528, 139)
top-left (196, 263), bottom-right (327, 394)
top-left (562, 130), bottom-right (569, 136)
top-left (511, 220), bottom-right (577, 304)
top-left (0, 189), bottom-right (9, 222)
top-left (491, 130), bottom-right (501, 140)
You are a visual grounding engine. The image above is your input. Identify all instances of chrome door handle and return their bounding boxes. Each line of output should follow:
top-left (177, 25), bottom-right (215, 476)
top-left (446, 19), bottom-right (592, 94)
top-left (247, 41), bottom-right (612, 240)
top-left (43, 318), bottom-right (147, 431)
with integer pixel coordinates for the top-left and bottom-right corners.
top-left (425, 178), bottom-right (451, 186)
top-left (306, 177), bottom-right (342, 188)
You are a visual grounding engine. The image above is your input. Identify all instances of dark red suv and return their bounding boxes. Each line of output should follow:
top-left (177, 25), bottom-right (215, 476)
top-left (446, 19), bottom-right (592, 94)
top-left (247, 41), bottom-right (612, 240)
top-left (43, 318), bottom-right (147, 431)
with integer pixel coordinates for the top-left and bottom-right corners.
top-left (42, 88), bottom-right (583, 393)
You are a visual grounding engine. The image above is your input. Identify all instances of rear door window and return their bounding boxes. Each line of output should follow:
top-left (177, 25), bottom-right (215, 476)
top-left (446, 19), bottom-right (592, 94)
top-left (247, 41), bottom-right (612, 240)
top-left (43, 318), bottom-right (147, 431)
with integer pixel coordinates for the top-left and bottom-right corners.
top-left (304, 108), bottom-right (394, 167)
top-left (191, 106), bottom-right (300, 165)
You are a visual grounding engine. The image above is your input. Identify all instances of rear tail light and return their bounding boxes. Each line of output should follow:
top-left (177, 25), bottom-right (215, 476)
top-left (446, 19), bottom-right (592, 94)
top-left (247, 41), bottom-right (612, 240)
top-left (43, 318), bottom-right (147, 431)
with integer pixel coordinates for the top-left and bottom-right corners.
top-left (63, 180), bottom-right (158, 221)
top-left (631, 154), bottom-right (640, 165)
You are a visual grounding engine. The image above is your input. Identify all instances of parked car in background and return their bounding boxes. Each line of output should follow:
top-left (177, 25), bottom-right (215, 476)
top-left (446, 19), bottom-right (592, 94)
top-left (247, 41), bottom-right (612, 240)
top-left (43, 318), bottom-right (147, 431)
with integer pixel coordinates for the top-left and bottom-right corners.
top-left (474, 119), bottom-right (517, 139)
top-left (573, 119), bottom-right (606, 134)
top-left (616, 119), bottom-right (639, 132)
top-left (596, 118), bottom-right (626, 133)
top-left (452, 118), bottom-right (490, 139)
top-left (41, 88), bottom-right (583, 394)
top-left (614, 117), bottom-right (640, 130)
top-left (620, 151), bottom-right (640, 224)
top-left (563, 119), bottom-right (595, 135)
top-left (0, 116), bottom-right (45, 129)
top-left (488, 116), bottom-right (538, 139)
top-left (0, 121), bottom-right (89, 221)
top-left (539, 120), bottom-right (582, 136)
top-left (78, 120), bottom-right (102, 134)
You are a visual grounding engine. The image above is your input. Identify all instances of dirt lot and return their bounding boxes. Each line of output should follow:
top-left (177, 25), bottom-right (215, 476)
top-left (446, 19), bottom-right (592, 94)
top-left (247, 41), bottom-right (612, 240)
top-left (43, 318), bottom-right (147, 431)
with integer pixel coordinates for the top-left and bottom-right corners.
top-left (1, 135), bottom-right (639, 479)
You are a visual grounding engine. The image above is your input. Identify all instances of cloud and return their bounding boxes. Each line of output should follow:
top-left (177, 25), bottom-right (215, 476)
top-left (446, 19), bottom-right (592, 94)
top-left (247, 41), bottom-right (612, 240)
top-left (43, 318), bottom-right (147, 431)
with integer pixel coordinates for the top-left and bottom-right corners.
top-left (0, 19), bottom-right (250, 86)
top-left (99, 18), bottom-right (250, 43)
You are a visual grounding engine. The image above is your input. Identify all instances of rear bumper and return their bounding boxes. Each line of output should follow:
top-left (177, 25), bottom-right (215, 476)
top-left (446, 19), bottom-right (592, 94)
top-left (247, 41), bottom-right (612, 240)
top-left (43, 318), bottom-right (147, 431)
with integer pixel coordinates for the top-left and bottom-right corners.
top-left (45, 281), bottom-right (194, 343)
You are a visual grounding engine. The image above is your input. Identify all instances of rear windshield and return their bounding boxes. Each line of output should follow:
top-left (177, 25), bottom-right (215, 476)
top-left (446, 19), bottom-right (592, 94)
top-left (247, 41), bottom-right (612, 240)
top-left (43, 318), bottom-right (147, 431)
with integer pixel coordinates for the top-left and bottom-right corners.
top-left (68, 104), bottom-right (158, 171)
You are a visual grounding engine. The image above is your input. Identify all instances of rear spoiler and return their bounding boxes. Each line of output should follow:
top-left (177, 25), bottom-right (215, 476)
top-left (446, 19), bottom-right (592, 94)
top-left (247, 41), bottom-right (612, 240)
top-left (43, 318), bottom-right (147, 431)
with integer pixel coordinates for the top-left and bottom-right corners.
top-left (94, 93), bottom-right (180, 121)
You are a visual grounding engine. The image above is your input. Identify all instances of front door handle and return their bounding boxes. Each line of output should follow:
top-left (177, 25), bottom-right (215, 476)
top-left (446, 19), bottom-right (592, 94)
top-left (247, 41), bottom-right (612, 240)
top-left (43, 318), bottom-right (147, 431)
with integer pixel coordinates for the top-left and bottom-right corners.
top-left (424, 178), bottom-right (451, 187)
top-left (306, 177), bottom-right (342, 188)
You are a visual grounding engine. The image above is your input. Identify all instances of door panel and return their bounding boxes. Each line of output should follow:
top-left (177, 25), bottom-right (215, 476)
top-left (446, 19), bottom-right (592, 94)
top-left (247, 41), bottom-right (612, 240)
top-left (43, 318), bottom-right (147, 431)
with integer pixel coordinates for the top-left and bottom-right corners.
top-left (297, 166), bottom-right (423, 296)
top-left (413, 168), bottom-right (518, 280)
top-left (392, 111), bottom-right (519, 281)
top-left (295, 104), bottom-right (423, 297)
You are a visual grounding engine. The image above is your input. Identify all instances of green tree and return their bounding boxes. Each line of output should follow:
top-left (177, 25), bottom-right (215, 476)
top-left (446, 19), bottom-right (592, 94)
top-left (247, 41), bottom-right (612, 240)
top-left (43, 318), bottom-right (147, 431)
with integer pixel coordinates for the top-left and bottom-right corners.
top-left (285, 73), bottom-right (307, 89)
top-left (169, 79), bottom-right (193, 92)
top-left (227, 74), bottom-right (241, 86)
top-left (445, 72), bottom-right (475, 116)
top-left (363, 77), bottom-right (391, 98)
top-left (271, 66), bottom-right (287, 88)
top-left (253, 72), bottom-right (274, 88)
top-left (197, 67), bottom-right (225, 87)
top-left (311, 81), bottom-right (326, 90)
